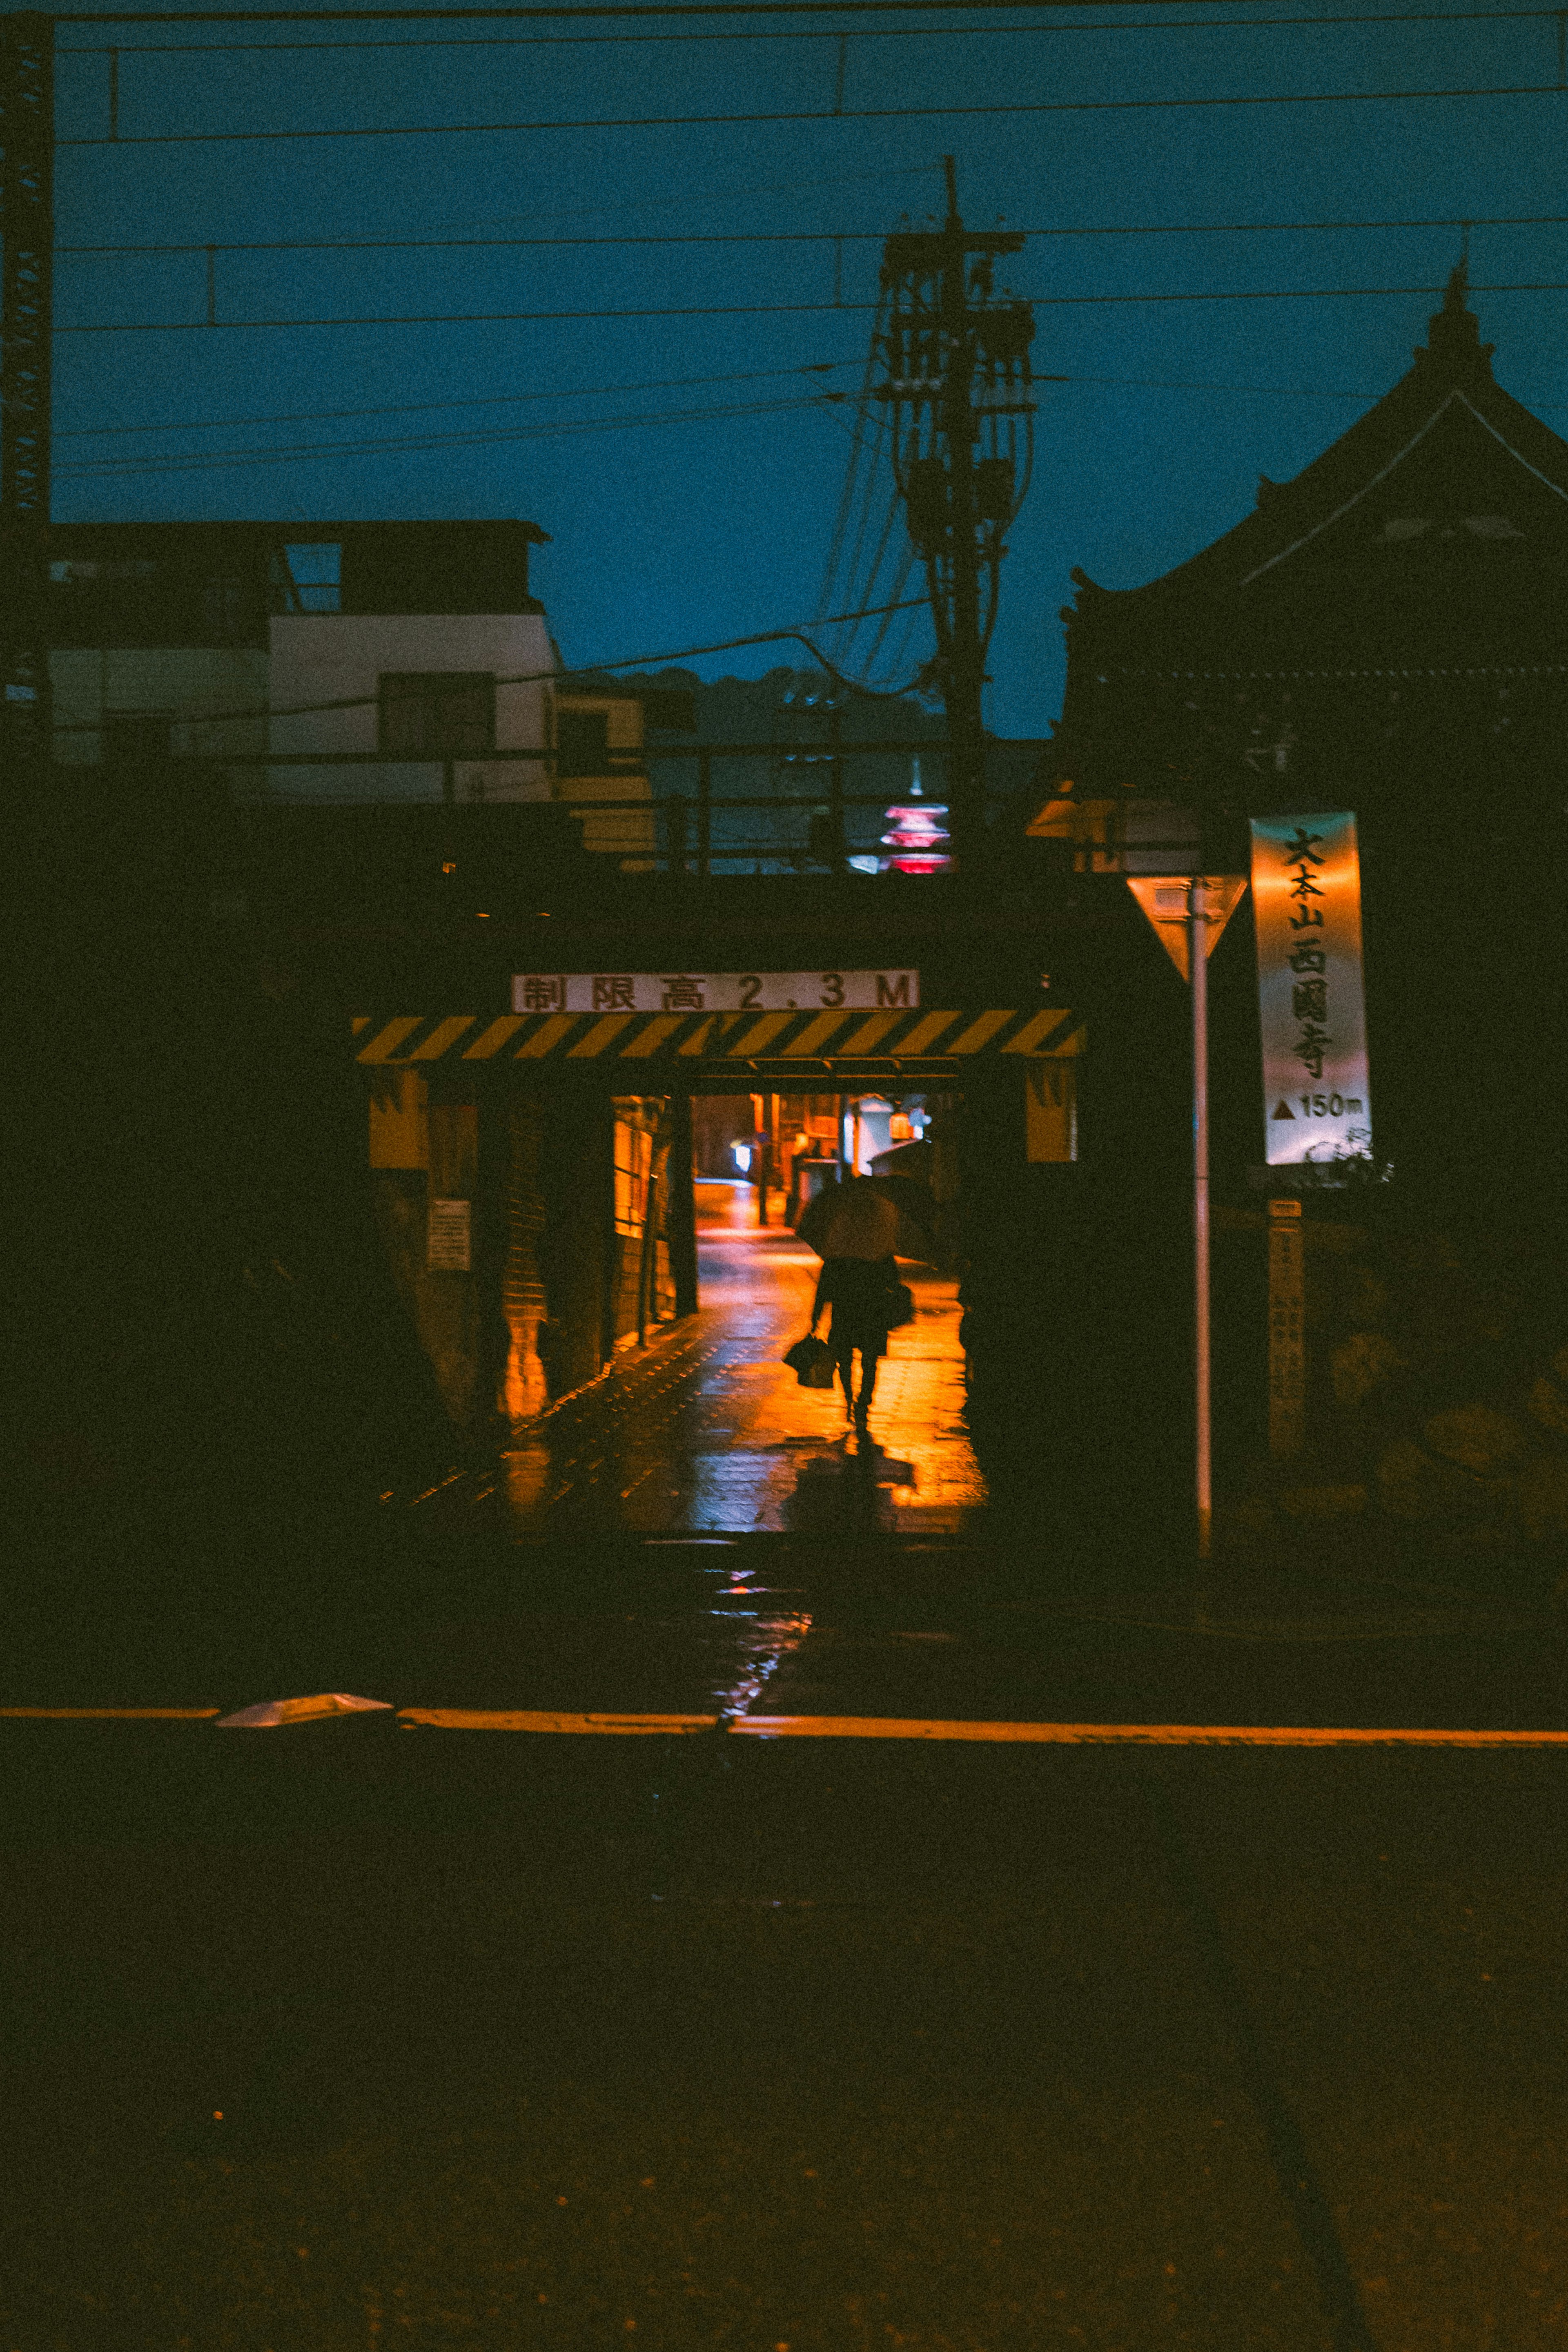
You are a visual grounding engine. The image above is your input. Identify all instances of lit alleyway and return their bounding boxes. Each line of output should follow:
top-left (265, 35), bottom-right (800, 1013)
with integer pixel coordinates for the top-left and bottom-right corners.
top-left (494, 1182), bottom-right (987, 1538)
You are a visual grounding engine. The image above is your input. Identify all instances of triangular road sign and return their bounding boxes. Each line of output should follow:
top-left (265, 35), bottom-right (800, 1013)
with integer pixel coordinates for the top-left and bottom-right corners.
top-left (1127, 876), bottom-right (1248, 982)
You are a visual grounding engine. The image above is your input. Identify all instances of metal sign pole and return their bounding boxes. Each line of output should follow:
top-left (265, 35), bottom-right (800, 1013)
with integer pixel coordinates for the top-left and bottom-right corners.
top-left (1190, 877), bottom-right (1212, 1562)
top-left (1127, 872), bottom-right (1246, 1571)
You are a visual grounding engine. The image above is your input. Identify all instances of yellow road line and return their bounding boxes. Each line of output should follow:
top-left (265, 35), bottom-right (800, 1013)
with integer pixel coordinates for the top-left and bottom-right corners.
top-left (7, 1710), bottom-right (1562, 1747)
top-left (398, 1708), bottom-right (720, 1733)
top-left (0, 1706), bottom-right (222, 1720)
top-left (729, 1717), bottom-right (1568, 1745)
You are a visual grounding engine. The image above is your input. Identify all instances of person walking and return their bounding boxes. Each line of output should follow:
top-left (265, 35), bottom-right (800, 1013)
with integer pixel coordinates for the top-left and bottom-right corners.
top-left (807, 1179), bottom-right (902, 1436)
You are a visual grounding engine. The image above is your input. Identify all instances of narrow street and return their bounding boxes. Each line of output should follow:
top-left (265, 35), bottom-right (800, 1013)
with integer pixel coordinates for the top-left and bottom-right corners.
top-left (490, 1182), bottom-right (985, 1541)
top-left (6, 1714), bottom-right (1568, 2351)
top-left (7, 1179), bottom-right (1568, 2345)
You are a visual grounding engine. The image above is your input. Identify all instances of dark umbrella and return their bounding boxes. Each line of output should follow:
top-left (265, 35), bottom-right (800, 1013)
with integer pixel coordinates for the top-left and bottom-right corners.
top-left (796, 1171), bottom-right (937, 1263)
top-left (795, 1176), bottom-right (849, 1259)
top-left (873, 1172), bottom-right (940, 1255)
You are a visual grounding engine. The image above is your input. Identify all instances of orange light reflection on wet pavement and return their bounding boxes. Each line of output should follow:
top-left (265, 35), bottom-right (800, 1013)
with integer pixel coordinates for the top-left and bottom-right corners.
top-left (487, 1183), bottom-right (986, 1540)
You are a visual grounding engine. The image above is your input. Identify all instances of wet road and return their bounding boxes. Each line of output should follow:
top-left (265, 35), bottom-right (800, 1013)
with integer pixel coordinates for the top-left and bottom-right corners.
top-left (9, 1202), bottom-right (1568, 2346)
top-left (492, 1185), bottom-right (984, 1540)
top-left (5, 1715), bottom-right (1568, 2350)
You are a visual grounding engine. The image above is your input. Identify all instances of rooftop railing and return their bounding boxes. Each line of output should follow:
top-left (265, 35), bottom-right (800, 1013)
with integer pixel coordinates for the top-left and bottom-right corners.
top-left (201, 737), bottom-right (1054, 876)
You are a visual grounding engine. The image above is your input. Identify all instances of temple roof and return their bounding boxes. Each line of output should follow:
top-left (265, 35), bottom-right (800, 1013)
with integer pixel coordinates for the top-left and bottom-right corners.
top-left (1067, 268), bottom-right (1568, 620)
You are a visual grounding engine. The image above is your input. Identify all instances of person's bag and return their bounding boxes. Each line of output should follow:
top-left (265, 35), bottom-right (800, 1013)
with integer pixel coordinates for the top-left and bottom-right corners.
top-left (885, 1283), bottom-right (915, 1331)
top-left (784, 1333), bottom-right (837, 1388)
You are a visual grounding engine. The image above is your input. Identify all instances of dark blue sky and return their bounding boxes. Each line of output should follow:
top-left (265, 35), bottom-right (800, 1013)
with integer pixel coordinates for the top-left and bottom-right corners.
top-left (42, 1), bottom-right (1568, 736)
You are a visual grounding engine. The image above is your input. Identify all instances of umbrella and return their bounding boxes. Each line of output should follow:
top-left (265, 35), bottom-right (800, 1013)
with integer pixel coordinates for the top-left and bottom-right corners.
top-left (796, 1173), bottom-right (937, 1263)
top-left (874, 1172), bottom-right (940, 1252)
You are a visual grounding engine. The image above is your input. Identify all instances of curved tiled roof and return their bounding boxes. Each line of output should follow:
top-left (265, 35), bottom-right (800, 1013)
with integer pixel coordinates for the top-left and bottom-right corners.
top-left (1069, 268), bottom-right (1568, 614)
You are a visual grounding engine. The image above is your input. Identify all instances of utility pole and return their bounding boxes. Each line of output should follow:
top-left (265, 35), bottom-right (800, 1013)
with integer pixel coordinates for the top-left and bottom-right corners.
top-left (875, 157), bottom-right (1035, 875)
top-left (0, 11), bottom-right (54, 806)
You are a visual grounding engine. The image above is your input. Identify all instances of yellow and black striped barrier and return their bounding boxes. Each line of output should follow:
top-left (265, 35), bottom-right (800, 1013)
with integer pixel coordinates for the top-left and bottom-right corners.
top-left (351, 1006), bottom-right (1084, 1079)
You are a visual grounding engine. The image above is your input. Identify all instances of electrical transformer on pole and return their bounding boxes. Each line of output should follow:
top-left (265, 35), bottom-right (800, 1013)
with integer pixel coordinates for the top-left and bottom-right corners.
top-left (874, 158), bottom-right (1036, 874)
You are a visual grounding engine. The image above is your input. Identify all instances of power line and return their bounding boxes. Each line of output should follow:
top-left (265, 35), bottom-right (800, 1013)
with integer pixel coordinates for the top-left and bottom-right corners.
top-left (54, 386), bottom-right (851, 477)
top-left (58, 299), bottom-right (880, 333)
top-left (56, 209), bottom-right (1568, 259)
top-left (53, 281), bottom-right (1568, 336)
top-left (56, 364), bottom-right (1568, 475)
top-left (53, 0), bottom-right (1451, 23)
top-left (58, 75), bottom-right (1564, 145)
top-left (56, 7), bottom-right (1564, 51)
top-left (52, 595), bottom-right (935, 735)
top-left (54, 357), bottom-right (859, 438)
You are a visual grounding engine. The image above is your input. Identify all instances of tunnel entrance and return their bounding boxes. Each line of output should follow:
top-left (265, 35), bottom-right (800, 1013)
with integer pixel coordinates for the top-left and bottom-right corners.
top-left (493, 1086), bottom-right (983, 1539)
top-left (357, 999), bottom-right (1085, 1539)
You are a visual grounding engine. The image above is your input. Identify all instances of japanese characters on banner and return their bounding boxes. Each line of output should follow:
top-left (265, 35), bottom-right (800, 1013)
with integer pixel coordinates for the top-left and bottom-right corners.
top-left (1249, 812), bottom-right (1373, 1168)
top-left (425, 1197), bottom-right (472, 1273)
top-left (511, 972), bottom-right (920, 1016)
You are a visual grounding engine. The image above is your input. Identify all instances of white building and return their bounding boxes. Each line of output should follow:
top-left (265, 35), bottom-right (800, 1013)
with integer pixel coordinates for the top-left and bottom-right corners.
top-left (47, 518), bottom-right (653, 858)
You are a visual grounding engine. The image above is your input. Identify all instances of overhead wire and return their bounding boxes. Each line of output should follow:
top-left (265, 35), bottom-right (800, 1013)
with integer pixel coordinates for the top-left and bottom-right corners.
top-left (834, 421), bottom-right (895, 662)
top-left (834, 471), bottom-right (912, 674)
top-left (815, 319), bottom-right (884, 629)
top-left (52, 353), bottom-right (1568, 479)
top-left (58, 73), bottom-right (1566, 144)
top-left (870, 587), bottom-right (925, 691)
top-left (53, 385), bottom-right (853, 477)
top-left (54, 0), bottom-right (1532, 23)
top-left (55, 357), bottom-right (859, 440)
top-left (56, 210), bottom-right (1568, 258)
top-left (852, 539), bottom-right (923, 682)
top-left (51, 593), bottom-right (935, 737)
top-left (815, 285), bottom-right (917, 687)
top-left (55, 281), bottom-right (1568, 335)
top-left (57, 7), bottom-right (1566, 51)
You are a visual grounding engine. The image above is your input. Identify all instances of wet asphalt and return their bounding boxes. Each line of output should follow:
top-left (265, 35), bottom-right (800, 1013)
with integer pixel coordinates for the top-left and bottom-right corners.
top-left (8, 1204), bottom-right (1568, 2348)
top-left (4, 1547), bottom-right (1568, 2351)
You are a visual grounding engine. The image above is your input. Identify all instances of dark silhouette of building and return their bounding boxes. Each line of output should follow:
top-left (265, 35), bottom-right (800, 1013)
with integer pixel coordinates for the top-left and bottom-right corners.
top-left (1051, 265), bottom-right (1568, 838)
top-left (1048, 266), bottom-right (1568, 1226)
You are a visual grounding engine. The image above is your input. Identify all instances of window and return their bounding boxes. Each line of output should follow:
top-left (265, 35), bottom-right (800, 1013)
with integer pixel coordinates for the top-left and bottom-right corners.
top-left (270, 542), bottom-right (341, 613)
top-left (201, 574), bottom-right (247, 640)
top-left (614, 1117), bottom-right (653, 1236)
top-left (49, 560), bottom-right (158, 584)
top-left (102, 712), bottom-right (172, 766)
top-left (378, 672), bottom-right (496, 756)
top-left (556, 708), bottom-right (610, 778)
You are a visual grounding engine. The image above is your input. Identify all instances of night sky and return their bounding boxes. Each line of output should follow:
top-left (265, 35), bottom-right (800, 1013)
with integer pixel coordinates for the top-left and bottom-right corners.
top-left (43, 1), bottom-right (1568, 739)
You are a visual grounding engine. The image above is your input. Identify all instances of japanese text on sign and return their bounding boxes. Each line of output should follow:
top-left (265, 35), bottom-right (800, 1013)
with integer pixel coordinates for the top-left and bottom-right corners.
top-left (426, 1197), bottom-right (472, 1272)
top-left (511, 972), bottom-right (920, 1016)
top-left (1250, 812), bottom-right (1372, 1168)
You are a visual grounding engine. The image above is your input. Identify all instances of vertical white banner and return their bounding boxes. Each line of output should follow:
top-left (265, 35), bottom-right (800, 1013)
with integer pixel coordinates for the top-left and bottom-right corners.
top-left (1250, 812), bottom-right (1373, 1168)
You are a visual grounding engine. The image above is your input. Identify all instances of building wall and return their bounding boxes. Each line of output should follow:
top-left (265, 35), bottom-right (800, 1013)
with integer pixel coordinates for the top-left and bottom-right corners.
top-left (267, 612), bottom-right (555, 803)
top-left (549, 685), bottom-right (655, 865)
top-left (51, 647), bottom-right (269, 765)
top-left (368, 1072), bottom-right (490, 1431)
